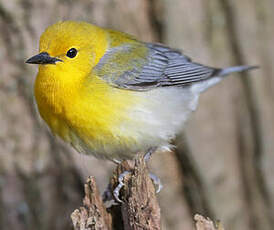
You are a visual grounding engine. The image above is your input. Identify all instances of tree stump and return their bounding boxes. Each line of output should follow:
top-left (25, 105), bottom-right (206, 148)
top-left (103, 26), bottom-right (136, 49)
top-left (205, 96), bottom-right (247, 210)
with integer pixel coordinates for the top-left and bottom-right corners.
top-left (71, 154), bottom-right (161, 230)
top-left (71, 154), bottom-right (226, 230)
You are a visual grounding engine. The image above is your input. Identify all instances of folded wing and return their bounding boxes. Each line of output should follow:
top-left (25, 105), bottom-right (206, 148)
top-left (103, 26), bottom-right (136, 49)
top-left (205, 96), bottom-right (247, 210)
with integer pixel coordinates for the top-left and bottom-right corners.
top-left (94, 42), bottom-right (254, 91)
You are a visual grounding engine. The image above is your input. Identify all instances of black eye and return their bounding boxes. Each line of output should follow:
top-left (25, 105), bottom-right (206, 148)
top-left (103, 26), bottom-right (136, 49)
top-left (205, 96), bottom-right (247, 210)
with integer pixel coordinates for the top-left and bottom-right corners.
top-left (66, 48), bottom-right (77, 58)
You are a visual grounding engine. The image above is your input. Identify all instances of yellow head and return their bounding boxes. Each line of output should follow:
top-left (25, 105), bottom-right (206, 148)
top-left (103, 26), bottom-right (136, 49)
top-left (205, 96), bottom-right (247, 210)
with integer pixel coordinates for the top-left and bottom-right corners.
top-left (26, 21), bottom-right (144, 158)
top-left (27, 21), bottom-right (108, 85)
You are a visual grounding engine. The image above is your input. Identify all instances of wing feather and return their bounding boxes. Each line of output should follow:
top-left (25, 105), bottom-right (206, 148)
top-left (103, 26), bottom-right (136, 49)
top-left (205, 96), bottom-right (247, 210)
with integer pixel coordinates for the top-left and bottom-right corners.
top-left (93, 42), bottom-right (222, 90)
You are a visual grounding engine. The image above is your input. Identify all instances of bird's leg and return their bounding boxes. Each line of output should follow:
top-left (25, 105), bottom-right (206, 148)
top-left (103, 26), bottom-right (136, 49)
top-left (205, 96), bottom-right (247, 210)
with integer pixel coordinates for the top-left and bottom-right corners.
top-left (113, 170), bottom-right (130, 203)
top-left (149, 172), bottom-right (163, 193)
top-left (144, 147), bottom-right (158, 162)
top-left (103, 170), bottom-right (131, 205)
top-left (144, 147), bottom-right (163, 193)
top-left (102, 183), bottom-right (118, 207)
top-left (112, 158), bottom-right (122, 164)
top-left (102, 158), bottom-right (126, 205)
top-left (109, 148), bottom-right (162, 204)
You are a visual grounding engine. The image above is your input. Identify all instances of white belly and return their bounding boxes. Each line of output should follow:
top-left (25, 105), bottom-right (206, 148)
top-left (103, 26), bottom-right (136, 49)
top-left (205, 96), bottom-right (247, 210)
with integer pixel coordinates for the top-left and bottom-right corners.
top-left (69, 86), bottom-right (200, 160)
top-left (118, 87), bottom-right (200, 151)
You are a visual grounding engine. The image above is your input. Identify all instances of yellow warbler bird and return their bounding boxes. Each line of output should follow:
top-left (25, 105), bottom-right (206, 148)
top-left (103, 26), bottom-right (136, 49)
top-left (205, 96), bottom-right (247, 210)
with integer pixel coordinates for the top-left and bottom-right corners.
top-left (26, 21), bottom-right (256, 161)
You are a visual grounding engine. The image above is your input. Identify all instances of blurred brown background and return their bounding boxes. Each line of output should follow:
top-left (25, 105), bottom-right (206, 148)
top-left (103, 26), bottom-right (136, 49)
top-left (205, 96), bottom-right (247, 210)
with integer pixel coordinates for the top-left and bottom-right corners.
top-left (0, 0), bottom-right (273, 229)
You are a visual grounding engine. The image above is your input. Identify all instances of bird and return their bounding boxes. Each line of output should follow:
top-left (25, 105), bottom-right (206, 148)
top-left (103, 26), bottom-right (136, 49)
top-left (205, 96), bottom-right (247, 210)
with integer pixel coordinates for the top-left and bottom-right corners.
top-left (26, 20), bottom-right (257, 163)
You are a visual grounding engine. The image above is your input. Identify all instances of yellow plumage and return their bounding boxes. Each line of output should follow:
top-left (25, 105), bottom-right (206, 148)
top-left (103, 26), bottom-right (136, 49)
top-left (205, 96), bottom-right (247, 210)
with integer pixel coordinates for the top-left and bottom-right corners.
top-left (34, 21), bottom-right (144, 159)
top-left (27, 21), bottom-right (256, 161)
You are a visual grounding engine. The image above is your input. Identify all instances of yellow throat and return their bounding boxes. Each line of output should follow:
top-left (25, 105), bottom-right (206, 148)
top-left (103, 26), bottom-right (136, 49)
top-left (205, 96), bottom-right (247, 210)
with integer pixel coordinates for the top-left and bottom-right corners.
top-left (34, 21), bottom-right (141, 158)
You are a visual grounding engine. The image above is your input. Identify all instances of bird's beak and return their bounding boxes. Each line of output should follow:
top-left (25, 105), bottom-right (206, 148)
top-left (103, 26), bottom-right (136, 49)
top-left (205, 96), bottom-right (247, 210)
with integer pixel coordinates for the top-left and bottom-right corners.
top-left (25, 52), bottom-right (62, 64)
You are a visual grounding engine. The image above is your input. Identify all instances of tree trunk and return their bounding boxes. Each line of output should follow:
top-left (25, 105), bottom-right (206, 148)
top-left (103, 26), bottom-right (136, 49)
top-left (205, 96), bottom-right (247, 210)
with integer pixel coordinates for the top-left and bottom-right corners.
top-left (0, 0), bottom-right (273, 230)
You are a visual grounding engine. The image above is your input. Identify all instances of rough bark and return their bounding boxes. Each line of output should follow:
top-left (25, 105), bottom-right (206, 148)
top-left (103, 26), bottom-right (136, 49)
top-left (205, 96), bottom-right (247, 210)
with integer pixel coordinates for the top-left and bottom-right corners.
top-left (111, 155), bottom-right (161, 230)
top-left (71, 159), bottom-right (224, 230)
top-left (0, 0), bottom-right (273, 230)
top-left (194, 214), bottom-right (224, 230)
top-left (71, 155), bottom-right (160, 230)
top-left (71, 177), bottom-right (112, 230)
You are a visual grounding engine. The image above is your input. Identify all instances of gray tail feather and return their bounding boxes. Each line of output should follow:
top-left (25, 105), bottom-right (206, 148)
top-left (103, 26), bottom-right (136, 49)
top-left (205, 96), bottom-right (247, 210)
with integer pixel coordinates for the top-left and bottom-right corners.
top-left (218, 65), bottom-right (259, 76)
top-left (192, 65), bottom-right (258, 94)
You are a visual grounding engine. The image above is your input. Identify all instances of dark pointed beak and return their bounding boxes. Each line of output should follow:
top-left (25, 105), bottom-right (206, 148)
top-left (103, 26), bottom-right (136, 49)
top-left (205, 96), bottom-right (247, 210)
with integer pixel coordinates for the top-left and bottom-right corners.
top-left (26, 52), bottom-right (62, 64)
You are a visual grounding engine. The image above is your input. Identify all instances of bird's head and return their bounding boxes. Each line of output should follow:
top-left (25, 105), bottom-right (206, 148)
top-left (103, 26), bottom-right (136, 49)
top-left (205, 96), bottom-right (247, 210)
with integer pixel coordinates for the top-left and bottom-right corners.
top-left (26, 21), bottom-right (108, 81)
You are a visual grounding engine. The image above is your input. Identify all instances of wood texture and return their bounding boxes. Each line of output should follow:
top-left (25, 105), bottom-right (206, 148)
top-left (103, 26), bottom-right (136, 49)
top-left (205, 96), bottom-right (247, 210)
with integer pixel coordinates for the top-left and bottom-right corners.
top-left (71, 176), bottom-right (112, 230)
top-left (111, 155), bottom-right (161, 230)
top-left (71, 155), bottom-right (160, 230)
top-left (71, 159), bottom-right (222, 230)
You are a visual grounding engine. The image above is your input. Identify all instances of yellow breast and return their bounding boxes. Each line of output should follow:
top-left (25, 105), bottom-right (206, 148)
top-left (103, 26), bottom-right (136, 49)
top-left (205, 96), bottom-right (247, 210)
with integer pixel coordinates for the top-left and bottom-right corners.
top-left (32, 21), bottom-right (148, 159)
top-left (34, 66), bottom-right (141, 158)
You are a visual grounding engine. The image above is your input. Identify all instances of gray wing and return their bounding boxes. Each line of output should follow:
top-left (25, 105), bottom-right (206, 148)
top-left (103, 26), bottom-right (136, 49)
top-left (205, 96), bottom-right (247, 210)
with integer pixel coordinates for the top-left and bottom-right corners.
top-left (146, 43), bottom-right (221, 87)
top-left (93, 42), bottom-right (231, 91)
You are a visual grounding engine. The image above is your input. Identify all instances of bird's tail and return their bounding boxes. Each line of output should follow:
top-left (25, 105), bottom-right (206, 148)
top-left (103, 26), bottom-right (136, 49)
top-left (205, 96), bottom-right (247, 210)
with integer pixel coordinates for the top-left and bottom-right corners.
top-left (192, 65), bottom-right (258, 94)
top-left (217, 65), bottom-right (259, 77)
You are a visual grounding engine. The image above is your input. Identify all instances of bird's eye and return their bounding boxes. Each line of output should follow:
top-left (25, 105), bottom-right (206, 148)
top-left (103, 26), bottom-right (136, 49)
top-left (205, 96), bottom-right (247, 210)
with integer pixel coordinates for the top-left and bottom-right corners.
top-left (66, 48), bottom-right (77, 58)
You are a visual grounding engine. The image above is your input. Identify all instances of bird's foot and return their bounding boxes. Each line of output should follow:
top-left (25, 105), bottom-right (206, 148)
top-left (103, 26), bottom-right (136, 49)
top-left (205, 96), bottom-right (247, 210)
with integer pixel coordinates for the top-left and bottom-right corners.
top-left (144, 147), bottom-right (158, 162)
top-left (102, 183), bottom-right (119, 207)
top-left (144, 147), bottom-right (163, 193)
top-left (111, 149), bottom-right (163, 203)
top-left (149, 172), bottom-right (163, 193)
top-left (113, 170), bottom-right (131, 203)
top-left (112, 170), bottom-right (162, 203)
top-left (112, 158), bottom-right (122, 164)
